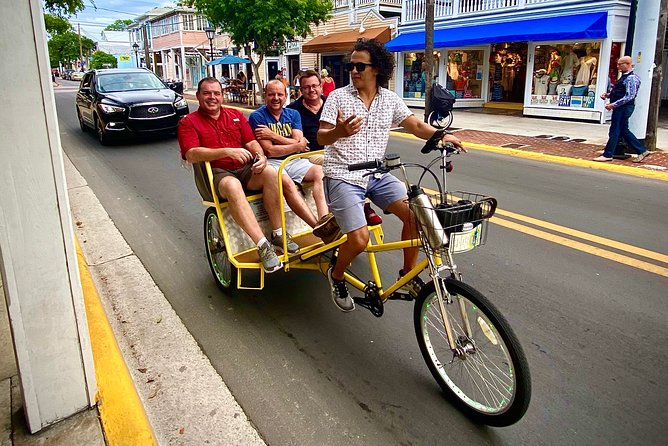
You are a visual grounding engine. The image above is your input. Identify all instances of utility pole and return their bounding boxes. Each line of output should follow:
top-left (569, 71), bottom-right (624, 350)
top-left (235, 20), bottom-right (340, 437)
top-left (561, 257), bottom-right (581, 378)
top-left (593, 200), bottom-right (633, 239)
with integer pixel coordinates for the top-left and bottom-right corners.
top-left (143, 24), bottom-right (152, 71)
top-left (645, 0), bottom-right (667, 150)
top-left (424, 0), bottom-right (435, 122)
top-left (77, 22), bottom-right (83, 70)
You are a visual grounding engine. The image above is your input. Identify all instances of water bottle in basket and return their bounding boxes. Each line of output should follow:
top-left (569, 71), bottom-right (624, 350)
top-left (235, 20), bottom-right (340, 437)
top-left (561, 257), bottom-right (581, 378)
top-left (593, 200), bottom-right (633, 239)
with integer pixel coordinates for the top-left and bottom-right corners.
top-left (408, 185), bottom-right (447, 249)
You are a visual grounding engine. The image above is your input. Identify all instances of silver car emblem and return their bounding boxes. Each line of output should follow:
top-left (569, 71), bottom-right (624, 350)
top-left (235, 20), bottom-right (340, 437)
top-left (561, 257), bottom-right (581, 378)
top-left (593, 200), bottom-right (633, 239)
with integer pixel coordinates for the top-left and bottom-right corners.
top-left (147, 107), bottom-right (160, 114)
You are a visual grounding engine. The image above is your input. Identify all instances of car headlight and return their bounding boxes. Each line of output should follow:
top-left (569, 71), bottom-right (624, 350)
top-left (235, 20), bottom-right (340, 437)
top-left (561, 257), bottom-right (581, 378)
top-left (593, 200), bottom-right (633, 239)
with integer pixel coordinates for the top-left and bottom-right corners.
top-left (99, 103), bottom-right (125, 114)
top-left (174, 97), bottom-right (188, 108)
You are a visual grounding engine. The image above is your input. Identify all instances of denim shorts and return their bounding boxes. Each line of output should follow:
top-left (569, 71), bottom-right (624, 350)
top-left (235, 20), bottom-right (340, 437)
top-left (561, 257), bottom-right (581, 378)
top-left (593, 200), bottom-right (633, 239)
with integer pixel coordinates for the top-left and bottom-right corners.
top-left (324, 174), bottom-right (406, 233)
top-left (267, 157), bottom-right (312, 184)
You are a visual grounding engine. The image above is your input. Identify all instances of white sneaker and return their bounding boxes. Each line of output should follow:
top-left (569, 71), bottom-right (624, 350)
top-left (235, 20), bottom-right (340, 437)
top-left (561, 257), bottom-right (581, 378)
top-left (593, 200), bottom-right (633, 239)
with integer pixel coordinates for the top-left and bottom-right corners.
top-left (592, 155), bottom-right (613, 162)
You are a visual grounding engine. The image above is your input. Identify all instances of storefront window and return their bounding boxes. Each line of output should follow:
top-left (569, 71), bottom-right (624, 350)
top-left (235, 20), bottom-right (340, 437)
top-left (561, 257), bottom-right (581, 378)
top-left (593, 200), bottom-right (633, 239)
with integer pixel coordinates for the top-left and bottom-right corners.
top-left (447, 49), bottom-right (484, 99)
top-left (530, 42), bottom-right (601, 109)
top-left (489, 44), bottom-right (527, 102)
top-left (402, 52), bottom-right (439, 99)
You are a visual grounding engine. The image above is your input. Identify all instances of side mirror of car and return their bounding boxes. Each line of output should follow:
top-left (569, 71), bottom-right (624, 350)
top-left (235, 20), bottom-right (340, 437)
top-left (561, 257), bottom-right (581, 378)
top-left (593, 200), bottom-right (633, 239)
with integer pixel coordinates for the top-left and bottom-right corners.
top-left (167, 81), bottom-right (184, 94)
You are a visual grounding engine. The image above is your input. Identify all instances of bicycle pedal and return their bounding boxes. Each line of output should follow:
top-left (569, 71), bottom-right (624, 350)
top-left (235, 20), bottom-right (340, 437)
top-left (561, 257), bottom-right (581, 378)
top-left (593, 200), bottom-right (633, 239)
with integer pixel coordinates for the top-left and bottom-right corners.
top-left (388, 291), bottom-right (414, 302)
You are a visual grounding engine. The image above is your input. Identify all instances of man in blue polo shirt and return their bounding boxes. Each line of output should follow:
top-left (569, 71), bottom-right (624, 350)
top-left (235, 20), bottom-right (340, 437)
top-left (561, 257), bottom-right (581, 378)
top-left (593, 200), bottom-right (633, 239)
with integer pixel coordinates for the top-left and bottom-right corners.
top-left (249, 80), bottom-right (331, 250)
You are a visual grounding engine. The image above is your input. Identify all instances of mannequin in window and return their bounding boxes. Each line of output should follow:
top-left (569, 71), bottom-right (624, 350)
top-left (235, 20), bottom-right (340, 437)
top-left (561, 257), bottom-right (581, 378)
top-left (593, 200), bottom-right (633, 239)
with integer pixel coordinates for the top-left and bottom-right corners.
top-left (575, 47), bottom-right (597, 86)
top-left (533, 68), bottom-right (549, 95)
top-left (560, 46), bottom-right (579, 84)
top-left (501, 55), bottom-right (517, 99)
top-left (547, 50), bottom-right (561, 79)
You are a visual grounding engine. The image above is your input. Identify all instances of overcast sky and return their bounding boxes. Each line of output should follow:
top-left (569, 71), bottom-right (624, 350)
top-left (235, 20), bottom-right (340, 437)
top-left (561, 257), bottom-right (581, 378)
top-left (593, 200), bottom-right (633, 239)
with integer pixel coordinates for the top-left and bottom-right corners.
top-left (67, 0), bottom-right (176, 40)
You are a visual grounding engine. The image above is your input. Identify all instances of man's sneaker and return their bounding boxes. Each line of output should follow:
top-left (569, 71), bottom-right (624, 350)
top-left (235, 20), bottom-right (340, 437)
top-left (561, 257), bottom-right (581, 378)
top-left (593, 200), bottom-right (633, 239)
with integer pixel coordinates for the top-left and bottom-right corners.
top-left (633, 151), bottom-right (650, 163)
top-left (313, 213), bottom-right (343, 244)
top-left (364, 202), bottom-right (383, 226)
top-left (398, 270), bottom-right (425, 299)
top-left (258, 240), bottom-right (283, 273)
top-left (271, 232), bottom-right (300, 254)
top-left (592, 155), bottom-right (613, 162)
top-left (327, 266), bottom-right (355, 312)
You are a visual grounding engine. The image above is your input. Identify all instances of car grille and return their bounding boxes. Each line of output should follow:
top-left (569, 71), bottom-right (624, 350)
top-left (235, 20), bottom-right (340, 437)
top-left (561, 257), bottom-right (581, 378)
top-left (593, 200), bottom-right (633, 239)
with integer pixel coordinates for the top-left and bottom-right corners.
top-left (129, 103), bottom-right (175, 119)
top-left (127, 115), bottom-right (181, 132)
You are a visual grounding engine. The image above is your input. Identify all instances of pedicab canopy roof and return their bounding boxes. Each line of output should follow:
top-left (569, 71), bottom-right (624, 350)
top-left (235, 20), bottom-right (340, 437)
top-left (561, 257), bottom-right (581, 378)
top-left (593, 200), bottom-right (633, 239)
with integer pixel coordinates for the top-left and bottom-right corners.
top-left (302, 26), bottom-right (391, 53)
top-left (385, 11), bottom-right (608, 52)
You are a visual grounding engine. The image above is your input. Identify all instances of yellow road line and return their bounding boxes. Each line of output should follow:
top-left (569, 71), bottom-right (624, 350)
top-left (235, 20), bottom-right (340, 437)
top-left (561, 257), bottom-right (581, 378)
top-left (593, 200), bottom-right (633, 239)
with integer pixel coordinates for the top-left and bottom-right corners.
top-left (76, 239), bottom-right (157, 446)
top-left (490, 216), bottom-right (668, 277)
top-left (494, 208), bottom-right (668, 265)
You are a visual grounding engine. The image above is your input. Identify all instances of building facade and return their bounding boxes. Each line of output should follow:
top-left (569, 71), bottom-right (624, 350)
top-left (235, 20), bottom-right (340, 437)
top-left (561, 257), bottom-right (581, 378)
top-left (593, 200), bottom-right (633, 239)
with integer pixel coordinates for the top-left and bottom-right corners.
top-left (386, 0), bottom-right (640, 123)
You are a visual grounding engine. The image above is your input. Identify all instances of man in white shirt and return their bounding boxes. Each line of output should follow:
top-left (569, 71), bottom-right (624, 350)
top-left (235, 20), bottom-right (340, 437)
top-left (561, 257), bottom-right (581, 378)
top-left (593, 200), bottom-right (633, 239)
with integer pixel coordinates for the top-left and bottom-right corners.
top-left (317, 38), bottom-right (462, 312)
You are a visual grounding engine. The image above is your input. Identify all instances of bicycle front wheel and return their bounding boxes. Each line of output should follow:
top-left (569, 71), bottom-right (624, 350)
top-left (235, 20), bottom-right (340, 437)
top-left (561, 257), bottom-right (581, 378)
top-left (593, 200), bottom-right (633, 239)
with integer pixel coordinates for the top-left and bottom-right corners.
top-left (428, 110), bottom-right (454, 129)
top-left (414, 278), bottom-right (531, 426)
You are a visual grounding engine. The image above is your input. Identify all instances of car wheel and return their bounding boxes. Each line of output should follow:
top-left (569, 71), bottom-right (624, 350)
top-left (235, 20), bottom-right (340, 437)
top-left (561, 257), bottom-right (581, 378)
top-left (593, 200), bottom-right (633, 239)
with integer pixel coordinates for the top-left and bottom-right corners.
top-left (77, 109), bottom-right (87, 132)
top-left (95, 115), bottom-right (111, 146)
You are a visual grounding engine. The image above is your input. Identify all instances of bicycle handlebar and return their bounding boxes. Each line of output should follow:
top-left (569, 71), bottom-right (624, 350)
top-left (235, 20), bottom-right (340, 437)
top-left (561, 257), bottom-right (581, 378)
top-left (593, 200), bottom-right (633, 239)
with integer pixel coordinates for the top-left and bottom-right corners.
top-left (348, 160), bottom-right (382, 171)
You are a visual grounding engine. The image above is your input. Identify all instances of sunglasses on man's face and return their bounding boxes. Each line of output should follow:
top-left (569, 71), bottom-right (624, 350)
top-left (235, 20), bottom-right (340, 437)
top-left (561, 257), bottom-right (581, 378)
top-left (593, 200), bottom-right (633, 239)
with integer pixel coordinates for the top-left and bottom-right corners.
top-left (345, 62), bottom-right (373, 72)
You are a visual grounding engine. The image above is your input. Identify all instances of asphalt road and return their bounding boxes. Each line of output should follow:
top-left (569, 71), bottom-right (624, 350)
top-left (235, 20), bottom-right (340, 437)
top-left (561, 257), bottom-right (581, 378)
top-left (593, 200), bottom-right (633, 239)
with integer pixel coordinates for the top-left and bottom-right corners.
top-left (55, 83), bottom-right (668, 445)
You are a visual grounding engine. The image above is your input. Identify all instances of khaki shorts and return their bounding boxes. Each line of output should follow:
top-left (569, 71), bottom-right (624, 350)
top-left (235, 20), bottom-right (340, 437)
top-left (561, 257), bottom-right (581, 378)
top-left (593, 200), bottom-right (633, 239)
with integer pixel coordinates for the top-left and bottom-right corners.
top-left (212, 163), bottom-right (256, 197)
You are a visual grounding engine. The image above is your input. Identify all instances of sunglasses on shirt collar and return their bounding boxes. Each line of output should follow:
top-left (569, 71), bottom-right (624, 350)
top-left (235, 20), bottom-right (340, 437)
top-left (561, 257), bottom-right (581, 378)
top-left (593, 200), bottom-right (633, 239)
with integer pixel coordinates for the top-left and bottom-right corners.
top-left (345, 62), bottom-right (374, 72)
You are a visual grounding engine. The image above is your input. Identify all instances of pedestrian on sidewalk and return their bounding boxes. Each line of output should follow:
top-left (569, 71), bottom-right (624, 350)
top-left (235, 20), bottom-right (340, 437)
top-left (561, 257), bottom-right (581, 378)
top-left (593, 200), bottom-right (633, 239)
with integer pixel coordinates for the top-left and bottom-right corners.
top-left (593, 56), bottom-right (649, 163)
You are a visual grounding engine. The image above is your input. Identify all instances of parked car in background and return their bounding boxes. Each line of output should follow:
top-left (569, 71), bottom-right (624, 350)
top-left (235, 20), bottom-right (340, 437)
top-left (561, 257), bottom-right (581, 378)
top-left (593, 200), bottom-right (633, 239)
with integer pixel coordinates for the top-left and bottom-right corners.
top-left (75, 68), bottom-right (189, 145)
top-left (71, 71), bottom-right (85, 81)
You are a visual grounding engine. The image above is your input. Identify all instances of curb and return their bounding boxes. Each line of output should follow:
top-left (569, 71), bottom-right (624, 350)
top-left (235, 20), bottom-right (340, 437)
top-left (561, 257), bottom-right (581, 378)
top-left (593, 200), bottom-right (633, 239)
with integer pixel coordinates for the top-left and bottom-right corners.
top-left (76, 238), bottom-right (158, 446)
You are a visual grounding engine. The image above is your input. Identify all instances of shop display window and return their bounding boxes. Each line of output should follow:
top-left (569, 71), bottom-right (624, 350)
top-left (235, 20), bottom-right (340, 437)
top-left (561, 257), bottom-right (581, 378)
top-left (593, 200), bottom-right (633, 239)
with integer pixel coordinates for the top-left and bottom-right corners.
top-left (489, 44), bottom-right (527, 102)
top-left (446, 50), bottom-right (483, 99)
top-left (402, 52), bottom-right (439, 99)
top-left (530, 42), bottom-right (601, 109)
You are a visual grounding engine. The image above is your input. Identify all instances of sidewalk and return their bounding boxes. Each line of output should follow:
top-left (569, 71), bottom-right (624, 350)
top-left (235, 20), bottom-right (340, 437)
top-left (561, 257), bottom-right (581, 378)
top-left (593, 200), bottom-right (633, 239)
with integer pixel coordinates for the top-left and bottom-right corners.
top-left (2, 94), bottom-right (666, 446)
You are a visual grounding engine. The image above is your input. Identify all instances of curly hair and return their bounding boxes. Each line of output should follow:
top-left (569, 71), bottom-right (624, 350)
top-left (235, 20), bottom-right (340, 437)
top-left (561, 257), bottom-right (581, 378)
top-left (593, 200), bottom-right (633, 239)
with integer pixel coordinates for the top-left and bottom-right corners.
top-left (352, 38), bottom-right (395, 88)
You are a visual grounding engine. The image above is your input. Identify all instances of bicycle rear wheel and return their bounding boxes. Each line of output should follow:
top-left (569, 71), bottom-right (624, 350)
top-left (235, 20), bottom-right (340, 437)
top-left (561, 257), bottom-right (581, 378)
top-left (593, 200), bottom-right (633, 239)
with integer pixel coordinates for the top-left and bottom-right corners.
top-left (204, 207), bottom-right (236, 290)
top-left (428, 110), bottom-right (454, 129)
top-left (414, 278), bottom-right (531, 426)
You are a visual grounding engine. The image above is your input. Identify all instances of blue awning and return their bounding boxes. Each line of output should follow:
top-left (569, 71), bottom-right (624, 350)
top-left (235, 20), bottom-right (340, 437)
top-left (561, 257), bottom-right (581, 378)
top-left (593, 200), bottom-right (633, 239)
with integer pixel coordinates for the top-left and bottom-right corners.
top-left (385, 11), bottom-right (608, 52)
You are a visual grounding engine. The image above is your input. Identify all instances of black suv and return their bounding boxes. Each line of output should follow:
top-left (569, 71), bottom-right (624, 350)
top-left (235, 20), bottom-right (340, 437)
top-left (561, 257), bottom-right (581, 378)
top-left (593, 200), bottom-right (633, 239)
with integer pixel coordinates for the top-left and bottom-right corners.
top-left (76, 68), bottom-right (189, 145)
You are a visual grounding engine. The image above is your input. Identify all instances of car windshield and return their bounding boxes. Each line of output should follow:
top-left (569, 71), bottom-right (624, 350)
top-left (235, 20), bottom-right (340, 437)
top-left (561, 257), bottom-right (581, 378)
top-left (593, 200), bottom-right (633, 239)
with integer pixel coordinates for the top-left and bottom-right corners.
top-left (96, 72), bottom-right (166, 92)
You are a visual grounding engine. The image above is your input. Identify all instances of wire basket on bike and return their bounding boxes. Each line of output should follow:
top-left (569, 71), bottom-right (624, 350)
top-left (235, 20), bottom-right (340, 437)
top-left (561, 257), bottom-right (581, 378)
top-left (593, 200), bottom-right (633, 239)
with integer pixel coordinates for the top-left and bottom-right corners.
top-left (414, 191), bottom-right (497, 255)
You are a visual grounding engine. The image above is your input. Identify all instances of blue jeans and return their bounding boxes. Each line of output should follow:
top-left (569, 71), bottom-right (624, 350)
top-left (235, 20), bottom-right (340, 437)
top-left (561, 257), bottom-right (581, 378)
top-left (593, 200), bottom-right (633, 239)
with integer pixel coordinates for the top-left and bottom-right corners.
top-left (602, 104), bottom-right (647, 158)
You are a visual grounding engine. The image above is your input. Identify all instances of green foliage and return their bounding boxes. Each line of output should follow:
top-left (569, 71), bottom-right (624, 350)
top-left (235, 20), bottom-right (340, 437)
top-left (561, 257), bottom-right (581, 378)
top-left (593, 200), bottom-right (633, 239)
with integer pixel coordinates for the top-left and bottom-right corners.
top-left (90, 50), bottom-right (118, 69)
top-left (186, 0), bottom-right (332, 88)
top-left (44, 13), bottom-right (72, 36)
top-left (44, 0), bottom-right (86, 16)
top-left (48, 31), bottom-right (95, 67)
top-left (104, 19), bottom-right (133, 31)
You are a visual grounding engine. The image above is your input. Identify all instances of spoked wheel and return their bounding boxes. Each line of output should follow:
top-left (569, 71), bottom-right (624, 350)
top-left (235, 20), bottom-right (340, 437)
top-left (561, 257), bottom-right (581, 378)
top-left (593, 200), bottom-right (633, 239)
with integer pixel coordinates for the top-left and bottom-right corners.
top-left (414, 278), bottom-right (531, 426)
top-left (204, 207), bottom-right (236, 290)
top-left (427, 110), bottom-right (454, 129)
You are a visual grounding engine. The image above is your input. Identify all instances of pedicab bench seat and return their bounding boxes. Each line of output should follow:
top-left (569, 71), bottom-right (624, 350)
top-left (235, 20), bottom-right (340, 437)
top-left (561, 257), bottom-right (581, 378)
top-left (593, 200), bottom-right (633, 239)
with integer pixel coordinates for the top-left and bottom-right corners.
top-left (194, 157), bottom-right (323, 266)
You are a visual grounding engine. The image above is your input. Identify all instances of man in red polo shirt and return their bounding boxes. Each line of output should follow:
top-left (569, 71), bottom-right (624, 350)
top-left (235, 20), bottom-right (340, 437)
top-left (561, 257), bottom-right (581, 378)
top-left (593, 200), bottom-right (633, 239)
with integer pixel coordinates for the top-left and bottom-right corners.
top-left (178, 77), bottom-right (299, 273)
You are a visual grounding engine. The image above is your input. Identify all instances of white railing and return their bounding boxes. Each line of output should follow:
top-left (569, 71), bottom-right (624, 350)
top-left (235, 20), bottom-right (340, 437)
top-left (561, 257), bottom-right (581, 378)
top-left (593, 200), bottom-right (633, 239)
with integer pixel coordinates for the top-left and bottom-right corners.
top-left (403, 0), bottom-right (569, 23)
top-left (334, 0), bottom-right (350, 9)
top-left (355, 0), bottom-right (403, 7)
top-left (460, 0), bottom-right (518, 14)
top-left (405, 0), bottom-right (455, 22)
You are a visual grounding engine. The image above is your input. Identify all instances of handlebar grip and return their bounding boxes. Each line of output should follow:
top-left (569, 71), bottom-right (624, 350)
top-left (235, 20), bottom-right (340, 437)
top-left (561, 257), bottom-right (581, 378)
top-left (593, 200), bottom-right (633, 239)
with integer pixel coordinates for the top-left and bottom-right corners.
top-left (348, 160), bottom-right (381, 171)
top-left (421, 128), bottom-right (446, 154)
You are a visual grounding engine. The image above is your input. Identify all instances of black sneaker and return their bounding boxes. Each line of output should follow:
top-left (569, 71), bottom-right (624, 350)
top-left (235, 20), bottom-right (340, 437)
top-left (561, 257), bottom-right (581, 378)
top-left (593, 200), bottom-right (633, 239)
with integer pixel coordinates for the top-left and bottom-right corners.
top-left (327, 266), bottom-right (354, 312)
top-left (398, 270), bottom-right (425, 299)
